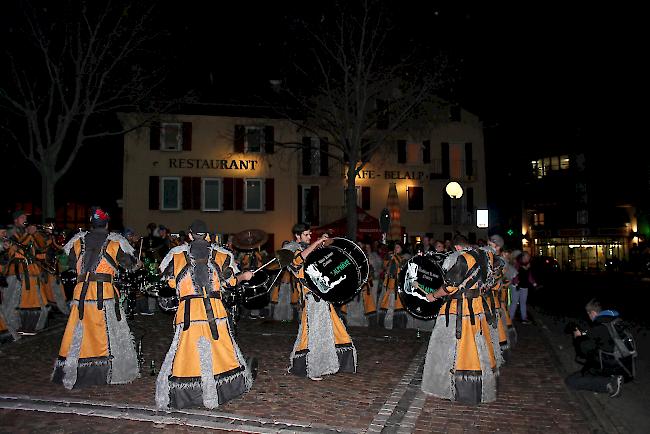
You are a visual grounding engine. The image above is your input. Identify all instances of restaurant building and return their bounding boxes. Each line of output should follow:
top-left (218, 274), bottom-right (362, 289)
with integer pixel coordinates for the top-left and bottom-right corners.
top-left (120, 104), bottom-right (488, 251)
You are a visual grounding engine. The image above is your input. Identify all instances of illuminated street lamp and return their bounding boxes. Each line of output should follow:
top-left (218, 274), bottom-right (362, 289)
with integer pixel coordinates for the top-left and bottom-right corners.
top-left (446, 182), bottom-right (463, 234)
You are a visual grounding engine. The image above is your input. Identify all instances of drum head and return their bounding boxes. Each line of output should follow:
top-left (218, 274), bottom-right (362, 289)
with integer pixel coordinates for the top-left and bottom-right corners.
top-left (304, 237), bottom-right (369, 305)
top-left (241, 269), bottom-right (281, 310)
top-left (398, 255), bottom-right (445, 320)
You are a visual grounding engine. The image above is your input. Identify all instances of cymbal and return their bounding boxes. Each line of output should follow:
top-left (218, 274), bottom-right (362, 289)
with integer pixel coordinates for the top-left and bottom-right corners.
top-left (233, 229), bottom-right (268, 250)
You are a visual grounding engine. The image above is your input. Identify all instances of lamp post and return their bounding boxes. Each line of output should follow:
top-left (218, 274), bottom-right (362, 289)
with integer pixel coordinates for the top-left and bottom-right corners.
top-left (445, 181), bottom-right (464, 235)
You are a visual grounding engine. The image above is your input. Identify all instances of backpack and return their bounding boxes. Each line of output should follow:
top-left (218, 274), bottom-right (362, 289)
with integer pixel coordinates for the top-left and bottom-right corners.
top-left (599, 318), bottom-right (637, 378)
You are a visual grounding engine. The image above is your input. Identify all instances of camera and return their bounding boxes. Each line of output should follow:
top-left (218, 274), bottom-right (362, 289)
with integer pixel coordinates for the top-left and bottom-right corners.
top-left (564, 320), bottom-right (587, 336)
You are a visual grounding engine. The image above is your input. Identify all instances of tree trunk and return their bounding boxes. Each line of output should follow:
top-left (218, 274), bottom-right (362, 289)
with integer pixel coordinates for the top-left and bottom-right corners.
top-left (40, 166), bottom-right (57, 222)
top-left (345, 164), bottom-right (358, 240)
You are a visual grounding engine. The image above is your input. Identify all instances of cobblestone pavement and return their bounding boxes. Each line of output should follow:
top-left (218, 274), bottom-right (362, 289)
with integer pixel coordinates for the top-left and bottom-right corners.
top-left (0, 309), bottom-right (595, 433)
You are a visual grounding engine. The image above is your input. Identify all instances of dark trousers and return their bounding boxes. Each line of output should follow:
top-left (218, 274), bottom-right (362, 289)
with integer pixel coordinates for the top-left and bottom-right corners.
top-left (565, 371), bottom-right (612, 393)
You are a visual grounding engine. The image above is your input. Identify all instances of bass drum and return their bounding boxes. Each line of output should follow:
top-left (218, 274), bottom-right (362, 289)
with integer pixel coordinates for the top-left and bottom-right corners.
top-left (303, 237), bottom-right (369, 305)
top-left (240, 268), bottom-right (282, 310)
top-left (398, 255), bottom-right (445, 320)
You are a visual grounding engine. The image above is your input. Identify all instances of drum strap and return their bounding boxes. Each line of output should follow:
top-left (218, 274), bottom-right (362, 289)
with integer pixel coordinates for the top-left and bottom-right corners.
top-left (179, 291), bottom-right (222, 340)
top-left (481, 295), bottom-right (494, 327)
top-left (467, 295), bottom-right (476, 326)
top-left (455, 298), bottom-right (463, 339)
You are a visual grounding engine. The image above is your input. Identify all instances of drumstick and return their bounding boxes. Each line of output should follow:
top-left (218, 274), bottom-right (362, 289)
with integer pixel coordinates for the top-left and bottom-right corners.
top-left (251, 257), bottom-right (278, 275)
top-left (138, 238), bottom-right (143, 261)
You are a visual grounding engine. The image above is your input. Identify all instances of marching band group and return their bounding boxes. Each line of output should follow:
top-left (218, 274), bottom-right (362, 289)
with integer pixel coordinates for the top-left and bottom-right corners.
top-left (0, 205), bottom-right (528, 408)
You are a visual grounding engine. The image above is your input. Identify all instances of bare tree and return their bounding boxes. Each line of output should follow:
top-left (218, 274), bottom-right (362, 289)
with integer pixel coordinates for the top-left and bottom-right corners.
top-left (278, 0), bottom-right (449, 239)
top-left (0, 0), bottom-right (165, 220)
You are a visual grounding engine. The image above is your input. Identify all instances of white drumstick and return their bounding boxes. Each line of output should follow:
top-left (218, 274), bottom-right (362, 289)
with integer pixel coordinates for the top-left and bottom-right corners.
top-left (138, 238), bottom-right (143, 261)
top-left (251, 257), bottom-right (278, 275)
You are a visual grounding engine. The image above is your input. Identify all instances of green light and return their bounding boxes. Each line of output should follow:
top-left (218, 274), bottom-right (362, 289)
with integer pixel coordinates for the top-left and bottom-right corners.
top-left (506, 229), bottom-right (514, 236)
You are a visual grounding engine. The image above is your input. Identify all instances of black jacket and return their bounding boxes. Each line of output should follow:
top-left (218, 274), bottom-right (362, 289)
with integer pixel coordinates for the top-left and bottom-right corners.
top-left (574, 311), bottom-right (620, 375)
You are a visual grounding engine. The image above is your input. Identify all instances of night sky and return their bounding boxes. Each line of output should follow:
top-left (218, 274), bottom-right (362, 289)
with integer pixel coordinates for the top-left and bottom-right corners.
top-left (0, 1), bottom-right (643, 226)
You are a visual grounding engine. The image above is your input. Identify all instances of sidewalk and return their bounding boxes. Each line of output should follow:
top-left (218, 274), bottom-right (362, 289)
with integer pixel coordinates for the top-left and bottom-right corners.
top-left (532, 307), bottom-right (649, 434)
top-left (0, 311), bottom-right (597, 433)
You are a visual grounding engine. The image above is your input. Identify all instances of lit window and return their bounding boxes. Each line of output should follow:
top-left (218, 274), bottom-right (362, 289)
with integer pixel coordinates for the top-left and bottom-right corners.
top-left (551, 156), bottom-right (560, 171)
top-left (245, 126), bottom-right (264, 153)
top-left (160, 123), bottom-right (183, 151)
top-left (161, 177), bottom-right (181, 210)
top-left (560, 155), bottom-right (570, 169)
top-left (244, 178), bottom-right (264, 211)
top-left (202, 178), bottom-right (222, 211)
top-left (533, 212), bottom-right (545, 226)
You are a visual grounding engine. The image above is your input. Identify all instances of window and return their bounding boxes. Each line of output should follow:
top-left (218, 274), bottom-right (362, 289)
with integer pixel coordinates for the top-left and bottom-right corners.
top-left (450, 105), bottom-right (461, 122)
top-left (407, 186), bottom-right (424, 211)
top-left (532, 155), bottom-right (571, 178)
top-left (244, 178), bottom-right (264, 211)
top-left (299, 185), bottom-right (320, 225)
top-left (560, 155), bottom-right (570, 169)
top-left (302, 137), bottom-right (329, 176)
top-left (577, 209), bottom-right (588, 225)
top-left (202, 178), bottom-right (222, 211)
top-left (161, 177), bottom-right (181, 210)
top-left (533, 212), bottom-right (545, 226)
top-left (245, 126), bottom-right (264, 153)
top-left (344, 186), bottom-right (370, 210)
top-left (160, 123), bottom-right (183, 151)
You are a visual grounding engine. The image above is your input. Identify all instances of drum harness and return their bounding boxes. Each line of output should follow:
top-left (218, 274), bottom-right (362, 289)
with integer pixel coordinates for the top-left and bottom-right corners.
top-left (75, 237), bottom-right (122, 322)
top-left (176, 250), bottom-right (235, 342)
top-left (442, 252), bottom-right (485, 340)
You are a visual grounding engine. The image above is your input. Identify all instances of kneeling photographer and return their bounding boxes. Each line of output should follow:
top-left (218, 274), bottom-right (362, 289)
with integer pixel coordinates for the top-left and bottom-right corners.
top-left (564, 299), bottom-right (636, 398)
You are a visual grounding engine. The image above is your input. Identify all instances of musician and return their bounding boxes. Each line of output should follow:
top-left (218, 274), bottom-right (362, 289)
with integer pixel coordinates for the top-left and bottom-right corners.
top-left (500, 248), bottom-right (518, 346)
top-left (4, 210), bottom-right (49, 333)
top-left (52, 207), bottom-right (140, 389)
top-left (0, 224), bottom-right (19, 343)
top-left (155, 220), bottom-right (255, 409)
top-left (488, 235), bottom-right (514, 355)
top-left (378, 242), bottom-right (407, 329)
top-left (270, 240), bottom-right (294, 321)
top-left (286, 223), bottom-right (357, 381)
top-left (236, 246), bottom-right (268, 319)
top-left (421, 234), bottom-right (498, 404)
top-left (158, 225), bottom-right (173, 255)
top-left (39, 219), bottom-right (70, 316)
top-left (477, 245), bottom-right (505, 369)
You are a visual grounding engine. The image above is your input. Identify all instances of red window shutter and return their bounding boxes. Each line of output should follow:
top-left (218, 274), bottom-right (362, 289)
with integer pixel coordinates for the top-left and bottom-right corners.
top-left (265, 178), bottom-right (275, 211)
top-left (361, 186), bottom-right (371, 210)
top-left (192, 177), bottom-right (201, 210)
top-left (182, 122), bottom-right (192, 151)
top-left (150, 123), bottom-right (160, 150)
top-left (182, 177), bottom-right (192, 210)
top-left (223, 178), bottom-right (234, 211)
top-left (397, 140), bottom-right (406, 163)
top-left (148, 176), bottom-right (159, 210)
top-left (234, 178), bottom-right (244, 210)
top-left (311, 185), bottom-right (320, 225)
top-left (264, 126), bottom-right (275, 154)
top-left (234, 125), bottom-right (245, 153)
